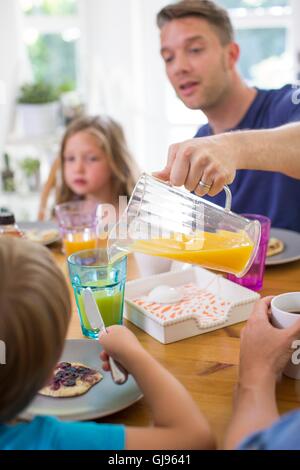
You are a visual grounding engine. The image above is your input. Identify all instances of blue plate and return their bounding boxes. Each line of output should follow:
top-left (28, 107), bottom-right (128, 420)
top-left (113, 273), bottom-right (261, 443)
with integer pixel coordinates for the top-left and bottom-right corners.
top-left (20, 339), bottom-right (142, 421)
top-left (266, 228), bottom-right (300, 266)
top-left (19, 221), bottom-right (60, 245)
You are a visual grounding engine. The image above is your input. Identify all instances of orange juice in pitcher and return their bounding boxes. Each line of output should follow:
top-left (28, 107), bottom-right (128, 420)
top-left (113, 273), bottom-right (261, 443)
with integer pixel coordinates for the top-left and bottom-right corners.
top-left (108, 174), bottom-right (261, 277)
top-left (131, 230), bottom-right (254, 275)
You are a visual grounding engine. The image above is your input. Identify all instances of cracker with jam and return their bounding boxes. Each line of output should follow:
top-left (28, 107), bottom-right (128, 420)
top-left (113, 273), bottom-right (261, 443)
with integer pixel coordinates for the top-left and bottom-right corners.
top-left (39, 362), bottom-right (102, 398)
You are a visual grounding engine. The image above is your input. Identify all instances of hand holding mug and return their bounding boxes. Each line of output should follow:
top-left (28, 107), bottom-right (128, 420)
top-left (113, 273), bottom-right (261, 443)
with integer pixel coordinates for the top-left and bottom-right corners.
top-left (239, 297), bottom-right (300, 387)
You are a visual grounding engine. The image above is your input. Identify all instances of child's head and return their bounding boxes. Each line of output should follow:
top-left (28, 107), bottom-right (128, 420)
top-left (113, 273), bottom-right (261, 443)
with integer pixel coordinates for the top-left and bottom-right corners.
top-left (56, 115), bottom-right (139, 205)
top-left (0, 238), bottom-right (71, 422)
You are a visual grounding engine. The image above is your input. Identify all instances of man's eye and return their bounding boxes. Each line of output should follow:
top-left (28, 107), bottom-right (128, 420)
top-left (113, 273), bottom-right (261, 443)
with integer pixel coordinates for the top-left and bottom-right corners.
top-left (189, 48), bottom-right (203, 54)
top-left (163, 56), bottom-right (174, 64)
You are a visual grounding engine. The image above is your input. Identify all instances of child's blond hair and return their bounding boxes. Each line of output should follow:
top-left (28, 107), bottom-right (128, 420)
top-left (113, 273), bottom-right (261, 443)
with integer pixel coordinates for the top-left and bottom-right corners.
top-left (0, 238), bottom-right (71, 422)
top-left (56, 115), bottom-right (140, 205)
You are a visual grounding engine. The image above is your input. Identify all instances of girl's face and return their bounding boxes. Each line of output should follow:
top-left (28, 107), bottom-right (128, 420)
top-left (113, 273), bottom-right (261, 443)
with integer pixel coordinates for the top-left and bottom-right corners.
top-left (63, 131), bottom-right (113, 198)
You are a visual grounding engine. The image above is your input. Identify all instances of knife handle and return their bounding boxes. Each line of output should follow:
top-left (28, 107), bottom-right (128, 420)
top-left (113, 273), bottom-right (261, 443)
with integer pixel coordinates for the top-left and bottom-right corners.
top-left (109, 357), bottom-right (128, 385)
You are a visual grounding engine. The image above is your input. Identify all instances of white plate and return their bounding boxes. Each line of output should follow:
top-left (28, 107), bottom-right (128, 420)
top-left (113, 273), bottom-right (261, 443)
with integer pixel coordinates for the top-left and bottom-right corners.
top-left (20, 339), bottom-right (142, 421)
top-left (266, 228), bottom-right (300, 266)
top-left (19, 221), bottom-right (61, 246)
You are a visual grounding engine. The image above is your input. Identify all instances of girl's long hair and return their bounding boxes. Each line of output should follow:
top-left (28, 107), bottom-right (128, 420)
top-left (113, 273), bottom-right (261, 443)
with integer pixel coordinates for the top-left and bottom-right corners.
top-left (56, 115), bottom-right (140, 205)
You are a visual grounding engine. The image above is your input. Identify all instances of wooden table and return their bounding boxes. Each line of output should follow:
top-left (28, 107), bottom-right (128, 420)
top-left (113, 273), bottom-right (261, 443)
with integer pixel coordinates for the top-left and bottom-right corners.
top-left (51, 244), bottom-right (300, 448)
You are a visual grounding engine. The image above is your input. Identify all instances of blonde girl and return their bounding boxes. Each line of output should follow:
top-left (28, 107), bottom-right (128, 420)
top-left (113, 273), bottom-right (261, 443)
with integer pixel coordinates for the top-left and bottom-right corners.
top-left (38, 115), bottom-right (139, 219)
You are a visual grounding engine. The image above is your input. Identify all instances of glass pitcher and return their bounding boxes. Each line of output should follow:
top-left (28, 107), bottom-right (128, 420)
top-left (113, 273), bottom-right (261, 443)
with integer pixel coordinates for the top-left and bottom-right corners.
top-left (108, 173), bottom-right (261, 277)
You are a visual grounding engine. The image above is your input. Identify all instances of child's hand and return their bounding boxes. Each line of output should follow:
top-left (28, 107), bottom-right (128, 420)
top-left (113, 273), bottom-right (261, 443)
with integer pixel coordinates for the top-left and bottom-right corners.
top-left (99, 325), bottom-right (143, 372)
top-left (239, 297), bottom-right (300, 386)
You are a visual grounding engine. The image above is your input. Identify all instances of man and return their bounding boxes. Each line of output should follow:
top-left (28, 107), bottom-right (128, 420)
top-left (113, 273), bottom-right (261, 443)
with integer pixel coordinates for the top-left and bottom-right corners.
top-left (157, 0), bottom-right (300, 231)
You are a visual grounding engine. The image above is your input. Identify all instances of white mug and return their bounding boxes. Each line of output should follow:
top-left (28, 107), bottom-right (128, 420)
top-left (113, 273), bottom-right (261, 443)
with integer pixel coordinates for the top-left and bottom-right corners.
top-left (271, 292), bottom-right (300, 379)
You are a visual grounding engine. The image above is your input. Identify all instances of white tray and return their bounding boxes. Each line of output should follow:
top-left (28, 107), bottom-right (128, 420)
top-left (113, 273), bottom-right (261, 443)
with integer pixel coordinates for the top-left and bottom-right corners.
top-left (125, 267), bottom-right (260, 344)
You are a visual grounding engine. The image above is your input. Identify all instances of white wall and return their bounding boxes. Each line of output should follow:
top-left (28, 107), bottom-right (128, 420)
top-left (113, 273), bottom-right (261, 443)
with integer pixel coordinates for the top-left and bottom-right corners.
top-left (0, 0), bottom-right (21, 156)
top-left (0, 1), bottom-right (32, 156)
top-left (81, 0), bottom-right (179, 173)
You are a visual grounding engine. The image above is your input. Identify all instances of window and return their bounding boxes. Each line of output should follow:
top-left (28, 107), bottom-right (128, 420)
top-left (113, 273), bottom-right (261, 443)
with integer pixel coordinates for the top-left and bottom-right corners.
top-left (19, 0), bottom-right (81, 90)
top-left (219, 0), bottom-right (288, 8)
top-left (236, 28), bottom-right (290, 87)
top-left (218, 0), bottom-right (292, 88)
top-left (21, 0), bottom-right (77, 16)
top-left (27, 34), bottom-right (78, 88)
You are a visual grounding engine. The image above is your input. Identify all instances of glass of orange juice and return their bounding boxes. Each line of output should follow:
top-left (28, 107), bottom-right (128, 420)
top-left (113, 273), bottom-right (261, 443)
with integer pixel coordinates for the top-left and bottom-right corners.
top-left (55, 200), bottom-right (101, 257)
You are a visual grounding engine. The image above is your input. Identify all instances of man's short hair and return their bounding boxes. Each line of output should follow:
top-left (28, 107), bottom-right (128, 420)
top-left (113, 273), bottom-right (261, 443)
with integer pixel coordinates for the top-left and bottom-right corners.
top-left (157, 0), bottom-right (234, 45)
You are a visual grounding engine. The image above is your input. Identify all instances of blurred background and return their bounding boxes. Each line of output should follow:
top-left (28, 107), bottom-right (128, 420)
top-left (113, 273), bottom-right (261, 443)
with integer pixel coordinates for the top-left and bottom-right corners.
top-left (0, 0), bottom-right (299, 220)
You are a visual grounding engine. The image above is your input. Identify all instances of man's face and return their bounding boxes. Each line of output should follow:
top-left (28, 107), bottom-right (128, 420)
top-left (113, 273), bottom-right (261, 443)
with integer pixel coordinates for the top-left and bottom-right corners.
top-left (160, 17), bottom-right (235, 110)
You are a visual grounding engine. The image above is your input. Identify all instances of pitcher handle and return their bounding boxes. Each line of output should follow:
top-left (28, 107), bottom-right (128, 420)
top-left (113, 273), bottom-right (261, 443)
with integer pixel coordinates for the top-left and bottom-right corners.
top-left (223, 185), bottom-right (232, 212)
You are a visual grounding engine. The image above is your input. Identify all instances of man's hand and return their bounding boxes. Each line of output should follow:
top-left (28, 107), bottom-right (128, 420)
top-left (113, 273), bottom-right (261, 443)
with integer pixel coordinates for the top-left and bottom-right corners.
top-left (239, 297), bottom-right (300, 387)
top-left (153, 135), bottom-right (237, 196)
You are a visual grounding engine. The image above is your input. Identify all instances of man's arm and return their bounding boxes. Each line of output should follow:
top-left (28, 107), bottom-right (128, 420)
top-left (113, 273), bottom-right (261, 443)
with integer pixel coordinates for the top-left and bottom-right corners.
top-left (233, 123), bottom-right (300, 178)
top-left (224, 298), bottom-right (300, 449)
top-left (154, 123), bottom-right (300, 197)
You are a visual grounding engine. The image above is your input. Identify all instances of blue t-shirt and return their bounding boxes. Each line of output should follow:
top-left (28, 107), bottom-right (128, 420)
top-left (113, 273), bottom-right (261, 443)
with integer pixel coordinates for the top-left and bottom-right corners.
top-left (237, 409), bottom-right (300, 450)
top-left (0, 416), bottom-right (125, 450)
top-left (195, 85), bottom-right (300, 232)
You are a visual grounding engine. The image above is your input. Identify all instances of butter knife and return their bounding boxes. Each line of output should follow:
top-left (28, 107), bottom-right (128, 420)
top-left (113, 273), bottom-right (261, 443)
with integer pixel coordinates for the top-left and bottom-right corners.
top-left (83, 288), bottom-right (128, 385)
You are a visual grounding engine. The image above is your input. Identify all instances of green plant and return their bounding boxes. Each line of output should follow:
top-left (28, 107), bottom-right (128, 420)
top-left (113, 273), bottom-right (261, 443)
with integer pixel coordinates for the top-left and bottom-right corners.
top-left (22, 0), bottom-right (77, 16)
top-left (20, 158), bottom-right (40, 176)
top-left (58, 80), bottom-right (76, 94)
top-left (18, 81), bottom-right (60, 104)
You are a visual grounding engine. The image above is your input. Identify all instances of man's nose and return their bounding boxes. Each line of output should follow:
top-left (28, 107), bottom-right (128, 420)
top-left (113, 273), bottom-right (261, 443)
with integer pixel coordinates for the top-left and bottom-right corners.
top-left (172, 52), bottom-right (192, 75)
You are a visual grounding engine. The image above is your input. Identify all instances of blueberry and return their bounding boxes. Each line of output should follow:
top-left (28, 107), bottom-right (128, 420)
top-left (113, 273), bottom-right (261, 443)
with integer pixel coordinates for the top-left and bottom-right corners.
top-left (55, 371), bottom-right (65, 380)
top-left (77, 367), bottom-right (90, 374)
top-left (58, 362), bottom-right (71, 369)
top-left (62, 379), bottom-right (76, 387)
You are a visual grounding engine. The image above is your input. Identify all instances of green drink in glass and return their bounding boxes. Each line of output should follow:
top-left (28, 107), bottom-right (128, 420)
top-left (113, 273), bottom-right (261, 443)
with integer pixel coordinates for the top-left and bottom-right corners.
top-left (68, 248), bottom-right (127, 339)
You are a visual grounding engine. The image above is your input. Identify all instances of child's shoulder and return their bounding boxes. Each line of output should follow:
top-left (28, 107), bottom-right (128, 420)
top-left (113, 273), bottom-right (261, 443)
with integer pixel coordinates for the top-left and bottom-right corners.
top-left (0, 415), bottom-right (125, 450)
top-left (0, 415), bottom-right (59, 450)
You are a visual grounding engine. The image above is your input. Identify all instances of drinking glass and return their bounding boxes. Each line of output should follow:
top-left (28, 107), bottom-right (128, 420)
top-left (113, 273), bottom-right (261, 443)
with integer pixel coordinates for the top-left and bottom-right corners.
top-left (55, 200), bottom-right (99, 256)
top-left (68, 248), bottom-right (127, 339)
top-left (227, 214), bottom-right (271, 291)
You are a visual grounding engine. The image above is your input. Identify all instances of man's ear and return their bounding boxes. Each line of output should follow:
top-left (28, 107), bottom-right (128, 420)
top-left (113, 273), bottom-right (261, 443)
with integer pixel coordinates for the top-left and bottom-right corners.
top-left (226, 42), bottom-right (240, 69)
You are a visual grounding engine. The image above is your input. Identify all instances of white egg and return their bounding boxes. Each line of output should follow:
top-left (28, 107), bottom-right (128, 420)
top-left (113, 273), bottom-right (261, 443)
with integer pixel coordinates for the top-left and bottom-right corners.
top-left (147, 285), bottom-right (182, 304)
